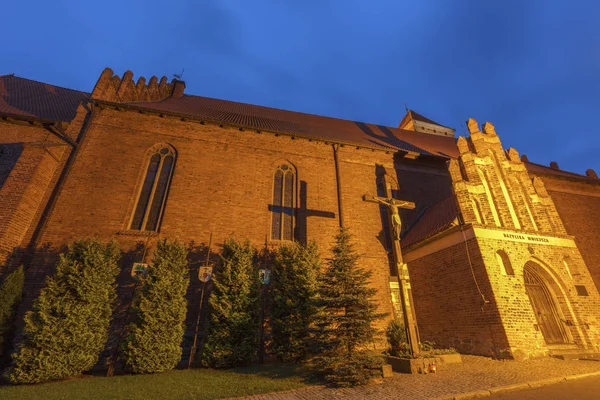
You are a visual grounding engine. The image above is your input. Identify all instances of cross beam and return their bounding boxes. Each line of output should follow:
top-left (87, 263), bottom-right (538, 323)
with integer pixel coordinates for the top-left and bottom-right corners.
top-left (363, 186), bottom-right (420, 357)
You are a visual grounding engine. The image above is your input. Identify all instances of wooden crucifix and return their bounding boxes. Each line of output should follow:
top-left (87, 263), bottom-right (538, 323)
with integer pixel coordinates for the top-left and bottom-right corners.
top-left (363, 181), bottom-right (420, 357)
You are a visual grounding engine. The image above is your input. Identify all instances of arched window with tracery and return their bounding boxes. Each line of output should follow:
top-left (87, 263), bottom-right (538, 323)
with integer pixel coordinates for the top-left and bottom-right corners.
top-left (496, 250), bottom-right (514, 276)
top-left (271, 163), bottom-right (296, 241)
top-left (130, 144), bottom-right (176, 232)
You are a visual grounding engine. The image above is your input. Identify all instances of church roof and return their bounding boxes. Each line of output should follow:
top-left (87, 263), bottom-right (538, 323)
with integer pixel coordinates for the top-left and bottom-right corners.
top-left (401, 195), bottom-right (459, 248)
top-left (524, 160), bottom-right (598, 183)
top-left (0, 73), bottom-right (459, 157)
top-left (0, 74), bottom-right (89, 122)
top-left (126, 95), bottom-right (460, 157)
top-left (399, 109), bottom-right (454, 131)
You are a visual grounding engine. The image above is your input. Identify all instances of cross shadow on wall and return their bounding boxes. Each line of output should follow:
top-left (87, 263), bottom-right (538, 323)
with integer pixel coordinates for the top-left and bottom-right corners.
top-left (269, 180), bottom-right (336, 246)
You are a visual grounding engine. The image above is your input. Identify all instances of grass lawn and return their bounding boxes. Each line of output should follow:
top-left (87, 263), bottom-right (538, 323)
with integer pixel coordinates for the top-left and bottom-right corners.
top-left (0, 363), bottom-right (315, 400)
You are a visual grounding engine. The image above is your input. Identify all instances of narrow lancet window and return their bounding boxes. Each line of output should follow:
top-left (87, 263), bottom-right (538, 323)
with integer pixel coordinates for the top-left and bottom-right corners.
top-left (496, 250), bottom-right (514, 276)
top-left (271, 163), bottom-right (296, 240)
top-left (130, 145), bottom-right (176, 231)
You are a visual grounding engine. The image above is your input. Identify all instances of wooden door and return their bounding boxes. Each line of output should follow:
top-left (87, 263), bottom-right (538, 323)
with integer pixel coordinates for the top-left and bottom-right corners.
top-left (524, 269), bottom-right (568, 344)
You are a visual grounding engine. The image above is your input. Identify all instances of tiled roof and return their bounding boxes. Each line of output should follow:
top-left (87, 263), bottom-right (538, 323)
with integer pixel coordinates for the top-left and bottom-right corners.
top-left (410, 110), bottom-right (446, 127)
top-left (524, 161), bottom-right (597, 182)
top-left (399, 109), bottom-right (454, 131)
top-left (0, 74), bottom-right (89, 122)
top-left (401, 195), bottom-right (459, 248)
top-left (128, 95), bottom-right (460, 157)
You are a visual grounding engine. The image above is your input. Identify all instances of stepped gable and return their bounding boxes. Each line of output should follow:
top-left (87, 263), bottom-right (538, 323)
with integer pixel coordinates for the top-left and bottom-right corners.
top-left (401, 195), bottom-right (459, 248)
top-left (91, 68), bottom-right (181, 103)
top-left (127, 94), bottom-right (460, 157)
top-left (0, 74), bottom-right (89, 122)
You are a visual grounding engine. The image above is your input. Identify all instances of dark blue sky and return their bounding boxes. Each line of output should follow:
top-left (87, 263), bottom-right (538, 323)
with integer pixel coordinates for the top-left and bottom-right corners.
top-left (3, 1), bottom-right (599, 173)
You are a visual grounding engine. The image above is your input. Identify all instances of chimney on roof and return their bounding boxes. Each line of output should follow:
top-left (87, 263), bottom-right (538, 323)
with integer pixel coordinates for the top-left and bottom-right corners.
top-left (172, 79), bottom-right (186, 98)
top-left (521, 154), bottom-right (529, 162)
top-left (586, 169), bottom-right (598, 179)
top-left (550, 161), bottom-right (560, 170)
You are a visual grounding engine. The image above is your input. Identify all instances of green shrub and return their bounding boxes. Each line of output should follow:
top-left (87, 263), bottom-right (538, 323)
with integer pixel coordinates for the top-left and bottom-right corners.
top-left (386, 321), bottom-right (457, 358)
top-left (385, 319), bottom-right (412, 358)
top-left (0, 265), bottom-right (25, 358)
top-left (271, 241), bottom-right (320, 363)
top-left (200, 238), bottom-right (259, 368)
top-left (419, 340), bottom-right (457, 355)
top-left (123, 240), bottom-right (189, 374)
top-left (7, 240), bottom-right (121, 384)
top-left (312, 228), bottom-right (384, 387)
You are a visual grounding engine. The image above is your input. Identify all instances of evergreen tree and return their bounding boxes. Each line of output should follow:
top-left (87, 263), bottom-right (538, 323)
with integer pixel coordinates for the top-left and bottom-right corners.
top-left (312, 228), bottom-right (384, 387)
top-left (200, 238), bottom-right (259, 368)
top-left (7, 240), bottom-right (120, 384)
top-left (0, 265), bottom-right (25, 359)
top-left (271, 241), bottom-right (320, 363)
top-left (123, 240), bottom-right (189, 374)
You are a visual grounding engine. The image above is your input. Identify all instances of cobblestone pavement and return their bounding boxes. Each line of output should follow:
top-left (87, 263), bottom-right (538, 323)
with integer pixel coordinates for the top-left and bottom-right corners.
top-left (237, 356), bottom-right (600, 400)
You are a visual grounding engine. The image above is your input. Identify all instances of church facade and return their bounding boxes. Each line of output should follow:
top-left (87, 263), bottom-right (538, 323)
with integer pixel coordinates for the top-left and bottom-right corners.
top-left (1, 68), bottom-right (600, 363)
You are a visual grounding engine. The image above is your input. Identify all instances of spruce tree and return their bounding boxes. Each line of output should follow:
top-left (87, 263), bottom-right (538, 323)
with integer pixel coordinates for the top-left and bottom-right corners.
top-left (123, 240), bottom-right (189, 374)
top-left (7, 240), bottom-right (120, 384)
top-left (312, 228), bottom-right (384, 387)
top-left (271, 241), bottom-right (320, 363)
top-left (0, 265), bottom-right (25, 359)
top-left (200, 238), bottom-right (259, 368)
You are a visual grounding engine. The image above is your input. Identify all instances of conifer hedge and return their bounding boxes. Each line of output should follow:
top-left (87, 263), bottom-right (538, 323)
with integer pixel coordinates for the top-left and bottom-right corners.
top-left (201, 238), bottom-right (259, 368)
top-left (0, 265), bottom-right (25, 359)
top-left (123, 240), bottom-right (189, 374)
top-left (271, 241), bottom-right (320, 363)
top-left (312, 228), bottom-right (384, 387)
top-left (7, 240), bottom-right (121, 384)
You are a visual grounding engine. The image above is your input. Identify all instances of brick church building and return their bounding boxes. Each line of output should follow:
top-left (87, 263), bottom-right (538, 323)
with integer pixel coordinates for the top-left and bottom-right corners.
top-left (1, 68), bottom-right (600, 362)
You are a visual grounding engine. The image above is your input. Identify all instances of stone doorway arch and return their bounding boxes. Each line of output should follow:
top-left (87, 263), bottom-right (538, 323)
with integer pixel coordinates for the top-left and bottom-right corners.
top-left (523, 261), bottom-right (571, 345)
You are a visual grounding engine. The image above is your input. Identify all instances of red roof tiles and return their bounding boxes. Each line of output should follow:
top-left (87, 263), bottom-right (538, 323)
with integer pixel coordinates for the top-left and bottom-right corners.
top-left (401, 195), bottom-right (459, 248)
top-left (0, 74), bottom-right (89, 122)
top-left (399, 109), bottom-right (454, 131)
top-left (127, 95), bottom-right (460, 157)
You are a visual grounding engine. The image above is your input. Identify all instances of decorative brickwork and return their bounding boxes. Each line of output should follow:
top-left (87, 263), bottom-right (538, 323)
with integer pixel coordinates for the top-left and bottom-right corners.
top-left (90, 68), bottom-right (181, 103)
top-left (405, 118), bottom-right (600, 359)
top-left (3, 69), bottom-right (600, 370)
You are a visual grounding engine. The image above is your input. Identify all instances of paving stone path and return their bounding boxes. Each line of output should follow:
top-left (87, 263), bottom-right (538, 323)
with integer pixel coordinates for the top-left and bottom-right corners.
top-left (236, 355), bottom-right (600, 400)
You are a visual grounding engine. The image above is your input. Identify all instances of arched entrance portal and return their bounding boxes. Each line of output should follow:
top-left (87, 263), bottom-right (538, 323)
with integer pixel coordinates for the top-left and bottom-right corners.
top-left (523, 263), bottom-right (570, 345)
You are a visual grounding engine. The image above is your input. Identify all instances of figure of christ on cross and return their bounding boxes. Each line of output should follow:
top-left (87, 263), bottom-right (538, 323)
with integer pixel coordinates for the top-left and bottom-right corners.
top-left (363, 186), bottom-right (420, 357)
top-left (368, 196), bottom-right (413, 241)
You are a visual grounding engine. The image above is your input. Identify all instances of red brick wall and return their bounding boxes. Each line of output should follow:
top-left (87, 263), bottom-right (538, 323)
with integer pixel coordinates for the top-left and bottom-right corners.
top-left (0, 121), bottom-right (72, 267)
top-left (531, 174), bottom-right (600, 293)
top-left (406, 234), bottom-right (509, 357)
top-left (25, 106), bottom-right (423, 359)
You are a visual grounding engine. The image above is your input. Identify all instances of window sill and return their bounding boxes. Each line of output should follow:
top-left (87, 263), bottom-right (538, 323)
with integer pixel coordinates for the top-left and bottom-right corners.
top-left (117, 230), bottom-right (159, 237)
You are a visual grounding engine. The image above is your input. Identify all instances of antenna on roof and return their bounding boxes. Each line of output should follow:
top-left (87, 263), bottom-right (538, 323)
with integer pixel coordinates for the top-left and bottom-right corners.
top-left (173, 68), bottom-right (185, 80)
top-left (404, 103), bottom-right (409, 113)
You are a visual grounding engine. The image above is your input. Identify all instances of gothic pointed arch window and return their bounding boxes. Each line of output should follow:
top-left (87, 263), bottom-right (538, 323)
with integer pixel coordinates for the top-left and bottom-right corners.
top-left (271, 163), bottom-right (296, 241)
top-left (496, 250), bottom-right (514, 276)
top-left (130, 144), bottom-right (176, 232)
